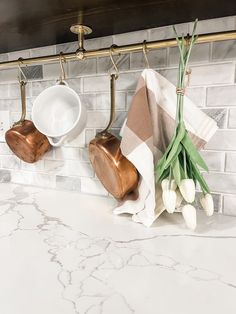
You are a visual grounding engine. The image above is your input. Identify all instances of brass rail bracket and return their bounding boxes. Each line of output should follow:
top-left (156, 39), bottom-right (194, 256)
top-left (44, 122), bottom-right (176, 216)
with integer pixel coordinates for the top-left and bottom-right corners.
top-left (70, 24), bottom-right (92, 60)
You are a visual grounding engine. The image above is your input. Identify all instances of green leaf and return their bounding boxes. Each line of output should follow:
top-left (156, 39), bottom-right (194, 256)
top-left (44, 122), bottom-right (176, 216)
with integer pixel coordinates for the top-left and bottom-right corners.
top-left (155, 132), bottom-right (177, 169)
top-left (157, 167), bottom-right (170, 182)
top-left (181, 133), bottom-right (209, 171)
top-left (163, 122), bottom-right (186, 168)
top-left (164, 143), bottom-right (182, 172)
top-left (172, 156), bottom-right (181, 185)
top-left (156, 123), bottom-right (186, 182)
top-left (179, 162), bottom-right (186, 181)
top-left (186, 154), bottom-right (194, 182)
top-left (190, 160), bottom-right (210, 194)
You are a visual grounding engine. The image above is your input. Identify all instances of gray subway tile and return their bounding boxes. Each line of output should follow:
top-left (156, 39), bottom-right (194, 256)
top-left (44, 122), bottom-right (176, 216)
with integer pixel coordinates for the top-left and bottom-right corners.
top-left (80, 94), bottom-right (96, 110)
top-left (0, 99), bottom-right (19, 112)
top-left (42, 62), bottom-right (65, 80)
top-left (0, 143), bottom-right (12, 155)
top-left (0, 169), bottom-right (11, 182)
top-left (11, 171), bottom-right (56, 188)
top-left (83, 75), bottom-right (109, 93)
top-left (223, 194), bottom-right (236, 216)
top-left (126, 91), bottom-right (135, 110)
top-left (113, 111), bottom-right (127, 128)
top-left (80, 148), bottom-right (89, 162)
top-left (87, 111), bottom-right (109, 128)
top-left (149, 23), bottom-right (189, 41)
top-left (0, 68), bottom-right (18, 83)
top-left (189, 63), bottom-right (235, 86)
top-left (159, 68), bottom-right (178, 85)
top-left (22, 65), bottom-right (43, 81)
top-left (9, 82), bottom-right (32, 98)
top-left (116, 72), bottom-right (142, 91)
top-left (85, 129), bottom-right (96, 146)
top-left (206, 130), bottom-right (236, 151)
top-left (31, 80), bottom-right (55, 96)
top-left (169, 43), bottom-right (210, 66)
top-left (66, 78), bottom-right (82, 94)
top-left (190, 16), bottom-right (235, 34)
top-left (202, 108), bottom-right (227, 128)
top-left (97, 54), bottom-right (130, 73)
top-left (30, 46), bottom-right (55, 58)
top-left (212, 40), bottom-right (236, 61)
top-left (0, 84), bottom-right (9, 98)
top-left (54, 147), bottom-right (80, 160)
top-left (0, 53), bottom-right (8, 62)
top-left (225, 153), bottom-right (236, 173)
top-left (200, 151), bottom-right (225, 171)
top-left (56, 41), bottom-right (77, 54)
top-left (130, 49), bottom-right (167, 70)
top-left (61, 160), bottom-right (94, 177)
top-left (80, 177), bottom-right (108, 196)
top-left (96, 92), bottom-right (126, 111)
top-left (1, 155), bottom-right (21, 170)
top-left (56, 175), bottom-right (81, 191)
top-left (228, 109), bottom-right (236, 128)
top-left (85, 36), bottom-right (113, 50)
top-left (185, 87), bottom-right (206, 107)
top-left (207, 85), bottom-right (236, 107)
top-left (8, 49), bottom-right (30, 61)
top-left (69, 58), bottom-right (97, 77)
top-left (203, 172), bottom-right (236, 194)
top-left (113, 30), bottom-right (148, 46)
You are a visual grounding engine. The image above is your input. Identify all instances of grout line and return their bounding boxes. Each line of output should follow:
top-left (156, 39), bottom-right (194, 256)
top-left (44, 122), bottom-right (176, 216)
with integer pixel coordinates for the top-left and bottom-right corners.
top-left (224, 152), bottom-right (227, 172)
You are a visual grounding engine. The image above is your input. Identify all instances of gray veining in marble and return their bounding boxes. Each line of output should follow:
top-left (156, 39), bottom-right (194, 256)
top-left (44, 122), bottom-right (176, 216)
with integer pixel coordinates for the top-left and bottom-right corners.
top-left (0, 183), bottom-right (236, 314)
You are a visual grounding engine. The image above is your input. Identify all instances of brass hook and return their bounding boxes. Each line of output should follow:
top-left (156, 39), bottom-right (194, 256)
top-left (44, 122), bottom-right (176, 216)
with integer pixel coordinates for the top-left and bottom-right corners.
top-left (17, 58), bottom-right (27, 83)
top-left (142, 40), bottom-right (150, 69)
top-left (109, 45), bottom-right (119, 79)
top-left (59, 52), bottom-right (66, 83)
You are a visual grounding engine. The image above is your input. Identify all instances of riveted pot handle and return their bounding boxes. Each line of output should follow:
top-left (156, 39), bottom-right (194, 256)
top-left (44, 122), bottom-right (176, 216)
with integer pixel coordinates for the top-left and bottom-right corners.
top-left (13, 81), bottom-right (27, 126)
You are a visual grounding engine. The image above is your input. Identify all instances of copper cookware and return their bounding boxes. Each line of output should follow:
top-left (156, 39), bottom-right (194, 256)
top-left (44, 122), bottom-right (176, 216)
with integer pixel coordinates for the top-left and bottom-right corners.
top-left (89, 74), bottom-right (139, 199)
top-left (5, 79), bottom-right (51, 163)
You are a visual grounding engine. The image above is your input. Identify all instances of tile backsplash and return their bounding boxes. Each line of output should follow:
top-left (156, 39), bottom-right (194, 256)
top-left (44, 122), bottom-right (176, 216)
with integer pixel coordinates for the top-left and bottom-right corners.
top-left (0, 16), bottom-right (236, 215)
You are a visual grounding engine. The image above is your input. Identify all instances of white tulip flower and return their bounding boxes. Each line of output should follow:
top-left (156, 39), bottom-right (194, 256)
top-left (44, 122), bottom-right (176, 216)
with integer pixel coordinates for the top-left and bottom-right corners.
top-left (179, 179), bottom-right (196, 203)
top-left (200, 193), bottom-right (214, 216)
top-left (182, 204), bottom-right (197, 230)
top-left (162, 189), bottom-right (177, 214)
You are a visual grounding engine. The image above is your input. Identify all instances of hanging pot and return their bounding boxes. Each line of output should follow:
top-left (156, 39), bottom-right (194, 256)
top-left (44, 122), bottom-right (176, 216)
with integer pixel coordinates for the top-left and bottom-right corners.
top-left (32, 81), bottom-right (86, 147)
top-left (32, 53), bottom-right (86, 147)
top-left (5, 80), bottom-right (51, 163)
top-left (89, 74), bottom-right (139, 199)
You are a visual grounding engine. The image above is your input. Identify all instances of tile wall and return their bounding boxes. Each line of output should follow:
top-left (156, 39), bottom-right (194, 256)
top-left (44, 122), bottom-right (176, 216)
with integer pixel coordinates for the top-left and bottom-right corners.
top-left (0, 16), bottom-right (236, 215)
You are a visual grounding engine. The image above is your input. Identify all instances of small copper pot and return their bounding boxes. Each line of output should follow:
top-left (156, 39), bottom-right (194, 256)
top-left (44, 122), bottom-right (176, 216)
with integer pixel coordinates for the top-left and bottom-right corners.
top-left (89, 74), bottom-right (139, 199)
top-left (5, 80), bottom-right (51, 163)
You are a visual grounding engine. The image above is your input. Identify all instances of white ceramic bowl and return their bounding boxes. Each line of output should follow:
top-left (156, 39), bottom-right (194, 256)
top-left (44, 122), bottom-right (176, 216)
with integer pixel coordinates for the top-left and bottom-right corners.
top-left (32, 83), bottom-right (87, 146)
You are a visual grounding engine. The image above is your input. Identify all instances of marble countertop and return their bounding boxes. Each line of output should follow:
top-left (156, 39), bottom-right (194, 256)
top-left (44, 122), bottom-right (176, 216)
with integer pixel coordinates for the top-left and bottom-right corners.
top-left (0, 183), bottom-right (236, 314)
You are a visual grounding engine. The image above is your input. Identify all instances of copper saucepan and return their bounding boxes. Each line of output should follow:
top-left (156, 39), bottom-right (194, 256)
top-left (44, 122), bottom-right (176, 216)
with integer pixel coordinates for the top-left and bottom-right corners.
top-left (5, 79), bottom-right (51, 163)
top-left (89, 74), bottom-right (139, 199)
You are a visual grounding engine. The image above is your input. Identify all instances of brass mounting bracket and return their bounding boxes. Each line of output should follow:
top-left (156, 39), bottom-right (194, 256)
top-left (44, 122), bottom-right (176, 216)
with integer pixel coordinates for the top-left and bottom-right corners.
top-left (70, 24), bottom-right (92, 60)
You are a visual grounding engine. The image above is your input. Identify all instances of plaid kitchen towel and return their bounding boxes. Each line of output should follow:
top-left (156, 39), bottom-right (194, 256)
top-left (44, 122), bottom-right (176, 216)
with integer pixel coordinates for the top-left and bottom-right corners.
top-left (113, 69), bottom-right (218, 227)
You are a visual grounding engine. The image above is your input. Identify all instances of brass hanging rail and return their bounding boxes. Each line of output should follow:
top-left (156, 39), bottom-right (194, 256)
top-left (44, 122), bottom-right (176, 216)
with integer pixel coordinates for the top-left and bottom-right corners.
top-left (0, 30), bottom-right (236, 69)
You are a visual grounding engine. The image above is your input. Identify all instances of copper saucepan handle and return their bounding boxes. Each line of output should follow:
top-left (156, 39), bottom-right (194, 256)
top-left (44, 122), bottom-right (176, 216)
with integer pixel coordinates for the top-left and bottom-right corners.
top-left (13, 80), bottom-right (27, 126)
top-left (97, 74), bottom-right (117, 138)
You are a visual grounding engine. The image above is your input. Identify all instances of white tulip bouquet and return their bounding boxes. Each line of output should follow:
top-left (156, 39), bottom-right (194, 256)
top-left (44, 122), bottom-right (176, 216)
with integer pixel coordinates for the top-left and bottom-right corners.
top-left (155, 19), bottom-right (214, 229)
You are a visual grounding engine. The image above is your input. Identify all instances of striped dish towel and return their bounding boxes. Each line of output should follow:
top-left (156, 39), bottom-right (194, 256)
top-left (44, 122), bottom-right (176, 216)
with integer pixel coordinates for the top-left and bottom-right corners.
top-left (113, 69), bottom-right (218, 227)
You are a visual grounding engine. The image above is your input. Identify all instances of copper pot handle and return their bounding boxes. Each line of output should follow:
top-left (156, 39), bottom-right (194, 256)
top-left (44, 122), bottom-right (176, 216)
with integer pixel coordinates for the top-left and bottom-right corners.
top-left (13, 81), bottom-right (27, 126)
top-left (97, 73), bottom-right (117, 138)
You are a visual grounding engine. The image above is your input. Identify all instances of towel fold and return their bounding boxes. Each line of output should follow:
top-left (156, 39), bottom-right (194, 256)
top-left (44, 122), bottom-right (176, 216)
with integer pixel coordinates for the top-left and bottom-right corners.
top-left (113, 69), bottom-right (218, 227)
